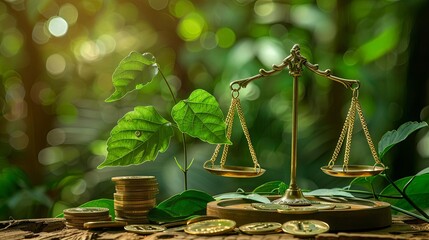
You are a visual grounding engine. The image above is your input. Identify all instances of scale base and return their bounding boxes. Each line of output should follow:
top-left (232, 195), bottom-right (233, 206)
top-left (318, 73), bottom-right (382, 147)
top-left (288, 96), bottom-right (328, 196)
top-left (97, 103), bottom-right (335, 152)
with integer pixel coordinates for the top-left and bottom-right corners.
top-left (207, 196), bottom-right (391, 232)
top-left (272, 188), bottom-right (311, 206)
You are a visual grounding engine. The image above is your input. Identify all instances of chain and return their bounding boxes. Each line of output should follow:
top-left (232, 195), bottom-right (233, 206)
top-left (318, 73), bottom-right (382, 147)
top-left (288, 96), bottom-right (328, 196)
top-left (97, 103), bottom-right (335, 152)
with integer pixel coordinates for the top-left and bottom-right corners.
top-left (206, 88), bottom-right (260, 172)
top-left (355, 99), bottom-right (385, 168)
top-left (343, 96), bottom-right (356, 170)
top-left (328, 94), bottom-right (356, 168)
top-left (328, 89), bottom-right (385, 170)
top-left (206, 97), bottom-right (236, 168)
top-left (235, 98), bottom-right (260, 171)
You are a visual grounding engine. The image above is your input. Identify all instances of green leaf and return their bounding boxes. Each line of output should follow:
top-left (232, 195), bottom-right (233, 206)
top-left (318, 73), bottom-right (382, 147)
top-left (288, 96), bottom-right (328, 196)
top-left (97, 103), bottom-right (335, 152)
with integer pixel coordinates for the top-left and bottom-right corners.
top-left (56, 198), bottom-right (115, 218)
top-left (148, 190), bottom-right (214, 223)
top-left (98, 106), bottom-right (173, 168)
top-left (349, 175), bottom-right (386, 193)
top-left (304, 188), bottom-right (355, 198)
top-left (416, 167), bottom-right (429, 176)
top-left (171, 89), bottom-right (231, 145)
top-left (378, 121), bottom-right (427, 159)
top-left (252, 181), bottom-right (288, 195)
top-left (214, 192), bottom-right (270, 203)
top-left (105, 52), bottom-right (159, 102)
top-left (380, 174), bottom-right (429, 212)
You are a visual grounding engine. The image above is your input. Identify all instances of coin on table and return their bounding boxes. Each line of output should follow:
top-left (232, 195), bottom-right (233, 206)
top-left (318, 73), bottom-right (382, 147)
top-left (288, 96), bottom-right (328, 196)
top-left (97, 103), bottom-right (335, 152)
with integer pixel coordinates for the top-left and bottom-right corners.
top-left (186, 215), bottom-right (220, 225)
top-left (282, 219), bottom-right (329, 236)
top-left (239, 222), bottom-right (282, 235)
top-left (185, 219), bottom-right (236, 236)
top-left (124, 224), bottom-right (166, 235)
top-left (63, 207), bottom-right (109, 217)
top-left (277, 206), bottom-right (318, 214)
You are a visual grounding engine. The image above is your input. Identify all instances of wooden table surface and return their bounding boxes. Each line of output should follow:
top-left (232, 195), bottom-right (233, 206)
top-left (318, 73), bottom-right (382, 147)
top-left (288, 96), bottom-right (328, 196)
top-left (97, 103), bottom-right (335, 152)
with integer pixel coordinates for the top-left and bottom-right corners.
top-left (0, 216), bottom-right (428, 240)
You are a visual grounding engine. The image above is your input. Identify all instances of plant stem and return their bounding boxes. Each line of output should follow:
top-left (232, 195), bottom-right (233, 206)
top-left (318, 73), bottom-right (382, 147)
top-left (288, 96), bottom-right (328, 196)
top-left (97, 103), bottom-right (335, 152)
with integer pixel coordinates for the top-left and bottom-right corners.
top-left (391, 205), bottom-right (429, 223)
top-left (159, 69), bottom-right (188, 191)
top-left (385, 174), bottom-right (429, 220)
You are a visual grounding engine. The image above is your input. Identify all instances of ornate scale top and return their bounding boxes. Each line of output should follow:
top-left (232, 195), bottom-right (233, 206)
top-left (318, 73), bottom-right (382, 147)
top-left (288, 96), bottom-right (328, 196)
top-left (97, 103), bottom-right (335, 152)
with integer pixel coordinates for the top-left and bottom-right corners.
top-left (204, 44), bottom-right (385, 205)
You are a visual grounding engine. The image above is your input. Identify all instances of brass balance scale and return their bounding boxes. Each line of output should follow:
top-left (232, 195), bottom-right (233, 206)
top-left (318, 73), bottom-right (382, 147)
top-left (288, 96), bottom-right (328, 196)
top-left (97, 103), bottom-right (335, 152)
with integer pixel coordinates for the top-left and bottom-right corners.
top-left (204, 44), bottom-right (391, 232)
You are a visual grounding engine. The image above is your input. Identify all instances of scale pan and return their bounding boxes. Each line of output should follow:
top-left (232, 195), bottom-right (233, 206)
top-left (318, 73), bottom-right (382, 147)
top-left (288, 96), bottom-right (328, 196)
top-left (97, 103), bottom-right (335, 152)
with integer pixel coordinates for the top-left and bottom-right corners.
top-left (321, 165), bottom-right (385, 178)
top-left (204, 165), bottom-right (265, 178)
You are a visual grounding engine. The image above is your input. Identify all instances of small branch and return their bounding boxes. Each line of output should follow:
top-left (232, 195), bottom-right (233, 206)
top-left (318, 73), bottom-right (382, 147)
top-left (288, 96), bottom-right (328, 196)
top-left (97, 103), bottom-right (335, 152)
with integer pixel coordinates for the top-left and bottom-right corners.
top-left (391, 205), bottom-right (429, 223)
top-left (385, 174), bottom-right (429, 220)
top-left (159, 69), bottom-right (188, 191)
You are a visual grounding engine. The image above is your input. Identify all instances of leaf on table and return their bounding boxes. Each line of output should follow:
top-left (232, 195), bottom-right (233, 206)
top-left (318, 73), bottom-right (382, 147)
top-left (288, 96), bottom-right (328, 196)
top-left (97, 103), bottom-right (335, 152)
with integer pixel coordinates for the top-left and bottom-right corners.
top-left (378, 121), bottom-right (427, 159)
top-left (106, 52), bottom-right (159, 102)
top-left (214, 192), bottom-right (270, 203)
top-left (98, 106), bottom-right (173, 168)
top-left (171, 89), bottom-right (231, 145)
top-left (148, 190), bottom-right (215, 223)
top-left (304, 188), bottom-right (355, 198)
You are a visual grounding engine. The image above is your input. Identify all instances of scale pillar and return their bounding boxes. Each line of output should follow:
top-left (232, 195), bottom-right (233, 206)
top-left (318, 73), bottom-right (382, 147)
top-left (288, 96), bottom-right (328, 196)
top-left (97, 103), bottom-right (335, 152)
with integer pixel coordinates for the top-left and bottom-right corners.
top-left (273, 46), bottom-right (311, 205)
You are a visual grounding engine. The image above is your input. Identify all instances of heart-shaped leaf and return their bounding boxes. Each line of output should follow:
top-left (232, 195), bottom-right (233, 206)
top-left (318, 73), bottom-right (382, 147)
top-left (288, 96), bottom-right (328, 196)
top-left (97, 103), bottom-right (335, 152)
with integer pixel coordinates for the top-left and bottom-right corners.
top-left (98, 106), bottom-right (173, 168)
top-left (106, 52), bottom-right (159, 102)
top-left (148, 190), bottom-right (214, 223)
top-left (378, 121), bottom-right (427, 159)
top-left (171, 89), bottom-right (231, 144)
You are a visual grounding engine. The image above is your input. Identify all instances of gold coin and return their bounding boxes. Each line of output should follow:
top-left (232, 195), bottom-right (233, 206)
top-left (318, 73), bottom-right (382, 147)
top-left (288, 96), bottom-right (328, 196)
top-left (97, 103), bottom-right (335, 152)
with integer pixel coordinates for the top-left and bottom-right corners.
top-left (65, 216), bottom-right (111, 224)
top-left (63, 207), bottom-right (109, 217)
top-left (112, 176), bottom-right (157, 186)
top-left (282, 220), bottom-right (329, 236)
top-left (115, 187), bottom-right (158, 193)
top-left (251, 203), bottom-right (282, 211)
top-left (187, 215), bottom-right (220, 225)
top-left (239, 222), bottom-right (282, 235)
top-left (115, 216), bottom-right (149, 224)
top-left (83, 221), bottom-right (127, 229)
top-left (185, 219), bottom-right (236, 236)
top-left (114, 204), bottom-right (153, 211)
top-left (277, 206), bottom-right (318, 214)
top-left (114, 192), bottom-right (158, 200)
top-left (124, 224), bottom-right (166, 235)
top-left (113, 199), bottom-right (156, 207)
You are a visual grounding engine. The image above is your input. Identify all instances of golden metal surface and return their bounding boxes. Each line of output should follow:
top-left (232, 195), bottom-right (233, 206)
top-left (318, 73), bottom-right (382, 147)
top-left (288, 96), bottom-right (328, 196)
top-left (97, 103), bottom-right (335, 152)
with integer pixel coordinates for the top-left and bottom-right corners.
top-left (282, 220), bottom-right (330, 236)
top-left (321, 165), bottom-right (385, 177)
top-left (184, 219), bottom-right (236, 235)
top-left (239, 222), bottom-right (282, 235)
top-left (203, 164), bottom-right (265, 178)
top-left (124, 224), bottom-right (166, 235)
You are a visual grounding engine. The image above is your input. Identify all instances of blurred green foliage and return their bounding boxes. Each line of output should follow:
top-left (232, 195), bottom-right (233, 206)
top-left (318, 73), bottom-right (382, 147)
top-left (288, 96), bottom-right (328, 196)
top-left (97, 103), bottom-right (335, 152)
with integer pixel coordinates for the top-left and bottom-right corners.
top-left (1, 0), bottom-right (429, 220)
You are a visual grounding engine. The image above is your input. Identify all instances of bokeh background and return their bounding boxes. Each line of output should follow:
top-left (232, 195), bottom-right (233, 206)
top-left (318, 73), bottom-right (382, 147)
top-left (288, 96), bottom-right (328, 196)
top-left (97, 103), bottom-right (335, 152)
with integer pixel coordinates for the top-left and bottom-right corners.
top-left (1, 0), bottom-right (429, 220)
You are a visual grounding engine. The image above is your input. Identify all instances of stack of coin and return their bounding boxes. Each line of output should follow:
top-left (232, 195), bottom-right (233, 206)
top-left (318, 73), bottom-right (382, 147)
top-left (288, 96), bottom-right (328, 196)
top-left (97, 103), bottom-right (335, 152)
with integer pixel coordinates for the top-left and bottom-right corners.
top-left (63, 207), bottom-right (111, 229)
top-left (112, 176), bottom-right (159, 224)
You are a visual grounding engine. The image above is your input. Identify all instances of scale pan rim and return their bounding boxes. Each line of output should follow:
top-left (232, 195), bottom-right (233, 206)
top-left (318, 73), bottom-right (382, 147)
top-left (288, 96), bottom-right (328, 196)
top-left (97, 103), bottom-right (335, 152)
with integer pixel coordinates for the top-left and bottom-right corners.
top-left (204, 165), bottom-right (265, 178)
top-left (321, 165), bottom-right (385, 177)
